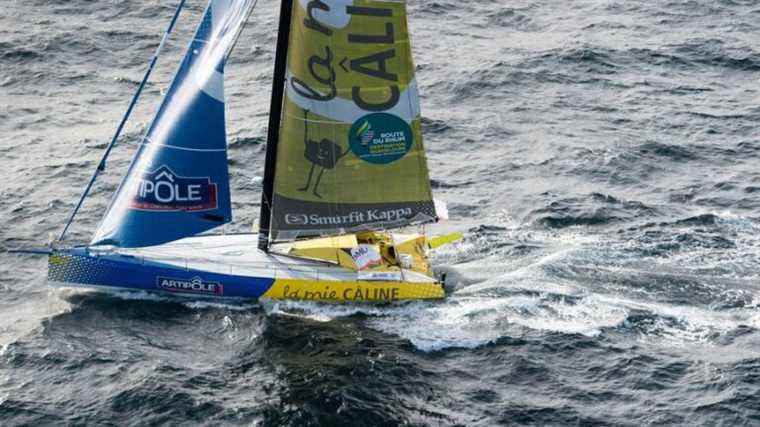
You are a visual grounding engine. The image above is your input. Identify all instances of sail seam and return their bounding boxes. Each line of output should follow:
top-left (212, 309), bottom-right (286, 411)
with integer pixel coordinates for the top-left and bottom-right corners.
top-left (138, 138), bottom-right (227, 152)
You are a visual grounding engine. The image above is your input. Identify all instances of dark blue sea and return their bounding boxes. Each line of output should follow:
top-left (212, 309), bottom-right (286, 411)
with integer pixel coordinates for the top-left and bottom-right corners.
top-left (3, 0), bottom-right (760, 425)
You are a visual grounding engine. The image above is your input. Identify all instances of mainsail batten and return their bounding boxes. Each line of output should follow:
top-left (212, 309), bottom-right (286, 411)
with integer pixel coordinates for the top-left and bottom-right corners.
top-left (266, 0), bottom-right (437, 243)
top-left (92, 0), bottom-right (257, 248)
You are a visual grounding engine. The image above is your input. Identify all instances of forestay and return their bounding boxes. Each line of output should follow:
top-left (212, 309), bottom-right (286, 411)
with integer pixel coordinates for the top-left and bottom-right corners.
top-left (92, 0), bottom-right (256, 248)
top-left (268, 0), bottom-right (438, 242)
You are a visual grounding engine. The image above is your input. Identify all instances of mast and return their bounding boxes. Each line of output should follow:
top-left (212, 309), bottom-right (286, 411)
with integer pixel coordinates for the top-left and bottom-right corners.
top-left (258, 0), bottom-right (293, 251)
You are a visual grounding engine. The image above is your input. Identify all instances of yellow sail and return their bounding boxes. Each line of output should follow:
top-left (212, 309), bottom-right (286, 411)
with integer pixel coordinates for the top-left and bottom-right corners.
top-left (269, 0), bottom-right (437, 242)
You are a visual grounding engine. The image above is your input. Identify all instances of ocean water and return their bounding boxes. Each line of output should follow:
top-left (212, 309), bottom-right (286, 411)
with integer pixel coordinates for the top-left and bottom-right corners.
top-left (2, 0), bottom-right (760, 425)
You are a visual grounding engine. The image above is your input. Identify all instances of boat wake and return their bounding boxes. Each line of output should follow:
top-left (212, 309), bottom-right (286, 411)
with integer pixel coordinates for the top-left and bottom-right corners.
top-left (27, 210), bottom-right (759, 357)
top-left (266, 212), bottom-right (760, 353)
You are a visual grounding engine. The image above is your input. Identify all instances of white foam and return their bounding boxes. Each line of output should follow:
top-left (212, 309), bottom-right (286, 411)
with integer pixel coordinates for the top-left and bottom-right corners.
top-left (182, 300), bottom-right (257, 311)
top-left (366, 219), bottom-right (760, 351)
top-left (0, 289), bottom-right (72, 348)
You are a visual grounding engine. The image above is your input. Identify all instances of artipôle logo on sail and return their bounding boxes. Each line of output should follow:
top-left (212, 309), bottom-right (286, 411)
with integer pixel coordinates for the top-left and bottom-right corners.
top-left (129, 165), bottom-right (218, 212)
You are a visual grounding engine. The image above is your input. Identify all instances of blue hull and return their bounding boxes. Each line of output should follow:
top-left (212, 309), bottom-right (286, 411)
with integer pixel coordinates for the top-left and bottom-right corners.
top-left (48, 248), bottom-right (275, 300)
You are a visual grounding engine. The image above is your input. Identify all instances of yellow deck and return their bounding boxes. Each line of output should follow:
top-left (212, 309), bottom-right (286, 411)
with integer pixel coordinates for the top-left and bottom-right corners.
top-left (263, 230), bottom-right (462, 302)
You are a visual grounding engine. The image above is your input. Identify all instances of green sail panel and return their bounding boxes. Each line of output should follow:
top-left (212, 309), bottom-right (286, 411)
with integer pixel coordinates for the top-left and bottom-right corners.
top-left (270, 0), bottom-right (436, 241)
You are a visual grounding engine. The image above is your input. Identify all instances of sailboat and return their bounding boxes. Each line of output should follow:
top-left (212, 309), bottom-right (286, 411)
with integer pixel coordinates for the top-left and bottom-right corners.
top-left (46, 0), bottom-right (461, 302)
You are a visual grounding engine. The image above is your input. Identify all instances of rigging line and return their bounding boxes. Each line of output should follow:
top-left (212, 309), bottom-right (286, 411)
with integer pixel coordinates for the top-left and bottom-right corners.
top-left (224, 0), bottom-right (259, 62)
top-left (58, 0), bottom-right (188, 243)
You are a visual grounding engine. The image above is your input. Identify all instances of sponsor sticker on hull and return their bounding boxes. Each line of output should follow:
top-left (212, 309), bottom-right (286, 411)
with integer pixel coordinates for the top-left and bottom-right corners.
top-left (157, 276), bottom-right (223, 296)
top-left (350, 245), bottom-right (382, 270)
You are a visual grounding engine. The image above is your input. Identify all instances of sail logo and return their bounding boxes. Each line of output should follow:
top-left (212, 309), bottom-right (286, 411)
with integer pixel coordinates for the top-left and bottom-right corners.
top-left (283, 208), bottom-right (412, 227)
top-left (356, 120), bottom-right (374, 145)
top-left (349, 113), bottom-right (413, 164)
top-left (292, 2), bottom-right (405, 112)
top-left (297, 110), bottom-right (350, 198)
top-left (157, 276), bottom-right (223, 295)
top-left (285, 214), bottom-right (309, 225)
top-left (130, 165), bottom-right (218, 212)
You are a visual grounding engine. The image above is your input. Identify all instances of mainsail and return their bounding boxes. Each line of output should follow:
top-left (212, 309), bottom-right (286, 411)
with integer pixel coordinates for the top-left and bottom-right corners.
top-left (263, 0), bottom-right (438, 243)
top-left (92, 0), bottom-right (256, 248)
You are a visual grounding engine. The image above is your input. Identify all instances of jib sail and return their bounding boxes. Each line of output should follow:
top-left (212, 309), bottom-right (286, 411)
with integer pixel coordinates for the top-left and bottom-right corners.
top-left (92, 0), bottom-right (256, 248)
top-left (264, 0), bottom-right (437, 243)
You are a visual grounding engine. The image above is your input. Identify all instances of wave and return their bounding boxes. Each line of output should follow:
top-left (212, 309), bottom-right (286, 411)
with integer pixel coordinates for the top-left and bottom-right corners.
top-left (528, 193), bottom-right (658, 229)
top-left (485, 8), bottom-right (538, 31)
